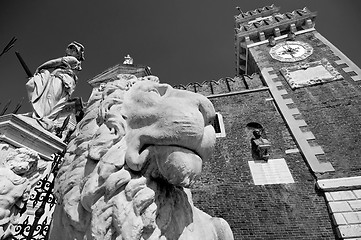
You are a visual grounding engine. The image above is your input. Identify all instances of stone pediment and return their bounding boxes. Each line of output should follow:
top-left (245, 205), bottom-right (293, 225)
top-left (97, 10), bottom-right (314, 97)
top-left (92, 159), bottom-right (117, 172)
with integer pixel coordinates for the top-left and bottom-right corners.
top-left (87, 63), bottom-right (151, 87)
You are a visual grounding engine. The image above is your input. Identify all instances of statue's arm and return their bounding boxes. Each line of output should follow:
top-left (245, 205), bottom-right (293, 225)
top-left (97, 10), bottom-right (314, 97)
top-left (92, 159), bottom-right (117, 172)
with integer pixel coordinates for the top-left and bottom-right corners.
top-left (35, 56), bottom-right (81, 74)
top-left (35, 58), bottom-right (67, 74)
top-left (62, 56), bottom-right (82, 71)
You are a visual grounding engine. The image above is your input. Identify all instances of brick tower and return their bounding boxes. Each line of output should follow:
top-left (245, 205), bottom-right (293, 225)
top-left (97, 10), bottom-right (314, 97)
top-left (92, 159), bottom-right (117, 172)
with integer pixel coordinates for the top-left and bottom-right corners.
top-left (178, 5), bottom-right (361, 240)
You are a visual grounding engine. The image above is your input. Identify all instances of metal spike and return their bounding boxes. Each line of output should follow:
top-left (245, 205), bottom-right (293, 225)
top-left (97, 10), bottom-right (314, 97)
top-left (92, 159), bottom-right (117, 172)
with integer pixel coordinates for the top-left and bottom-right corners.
top-left (12, 97), bottom-right (24, 114)
top-left (0, 100), bottom-right (11, 116)
top-left (0, 37), bottom-right (17, 57)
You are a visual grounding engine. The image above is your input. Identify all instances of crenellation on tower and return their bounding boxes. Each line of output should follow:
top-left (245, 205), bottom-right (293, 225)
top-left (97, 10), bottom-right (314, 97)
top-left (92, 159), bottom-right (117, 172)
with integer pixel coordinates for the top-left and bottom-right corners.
top-left (234, 5), bottom-right (280, 25)
top-left (173, 74), bottom-right (265, 96)
top-left (235, 6), bottom-right (317, 76)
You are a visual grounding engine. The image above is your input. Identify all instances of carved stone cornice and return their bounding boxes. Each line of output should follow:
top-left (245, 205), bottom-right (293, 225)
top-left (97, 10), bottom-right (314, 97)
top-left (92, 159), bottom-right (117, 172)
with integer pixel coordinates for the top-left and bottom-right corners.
top-left (0, 114), bottom-right (66, 161)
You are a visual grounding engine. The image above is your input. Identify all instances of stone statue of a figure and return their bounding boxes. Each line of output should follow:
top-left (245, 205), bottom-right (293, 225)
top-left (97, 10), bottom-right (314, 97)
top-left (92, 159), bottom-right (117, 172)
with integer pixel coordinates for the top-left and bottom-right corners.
top-left (251, 129), bottom-right (271, 161)
top-left (25, 41), bottom-right (85, 131)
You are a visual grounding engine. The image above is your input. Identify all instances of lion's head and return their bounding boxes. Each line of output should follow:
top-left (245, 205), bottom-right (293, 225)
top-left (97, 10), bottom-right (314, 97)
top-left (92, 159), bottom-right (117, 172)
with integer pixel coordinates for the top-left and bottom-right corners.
top-left (6, 147), bottom-right (40, 177)
top-left (51, 74), bottom-right (232, 240)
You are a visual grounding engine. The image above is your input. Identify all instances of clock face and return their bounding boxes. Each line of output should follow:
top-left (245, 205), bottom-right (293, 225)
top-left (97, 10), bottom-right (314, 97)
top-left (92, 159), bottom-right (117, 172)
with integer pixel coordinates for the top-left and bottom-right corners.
top-left (269, 41), bottom-right (313, 62)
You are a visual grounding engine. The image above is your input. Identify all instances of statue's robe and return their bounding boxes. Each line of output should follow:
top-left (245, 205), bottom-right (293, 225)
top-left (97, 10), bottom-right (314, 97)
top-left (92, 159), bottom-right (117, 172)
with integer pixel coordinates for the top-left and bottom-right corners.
top-left (25, 56), bottom-right (79, 129)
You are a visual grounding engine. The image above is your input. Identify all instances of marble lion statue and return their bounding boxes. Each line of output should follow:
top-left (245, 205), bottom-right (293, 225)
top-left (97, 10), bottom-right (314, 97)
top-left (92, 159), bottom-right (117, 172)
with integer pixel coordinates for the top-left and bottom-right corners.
top-left (50, 74), bottom-right (234, 240)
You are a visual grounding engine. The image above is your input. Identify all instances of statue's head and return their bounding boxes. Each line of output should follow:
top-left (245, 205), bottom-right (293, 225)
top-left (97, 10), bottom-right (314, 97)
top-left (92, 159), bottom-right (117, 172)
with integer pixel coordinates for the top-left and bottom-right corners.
top-left (66, 41), bottom-right (85, 61)
top-left (53, 74), bottom-right (217, 239)
top-left (6, 148), bottom-right (40, 176)
top-left (122, 77), bottom-right (216, 186)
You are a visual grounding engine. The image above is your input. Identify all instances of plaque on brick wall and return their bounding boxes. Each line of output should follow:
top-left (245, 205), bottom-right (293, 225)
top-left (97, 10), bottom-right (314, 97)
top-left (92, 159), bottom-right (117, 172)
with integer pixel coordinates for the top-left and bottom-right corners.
top-left (248, 158), bottom-right (294, 185)
top-left (280, 58), bottom-right (343, 89)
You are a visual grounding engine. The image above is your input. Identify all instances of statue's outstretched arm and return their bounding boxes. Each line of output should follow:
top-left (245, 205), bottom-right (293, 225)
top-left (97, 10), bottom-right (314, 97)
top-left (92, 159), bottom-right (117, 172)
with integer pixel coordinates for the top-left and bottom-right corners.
top-left (35, 57), bottom-right (68, 74)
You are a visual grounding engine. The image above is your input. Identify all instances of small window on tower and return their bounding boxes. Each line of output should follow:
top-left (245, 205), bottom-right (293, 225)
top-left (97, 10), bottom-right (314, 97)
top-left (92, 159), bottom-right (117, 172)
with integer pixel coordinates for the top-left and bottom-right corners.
top-left (212, 112), bottom-right (226, 138)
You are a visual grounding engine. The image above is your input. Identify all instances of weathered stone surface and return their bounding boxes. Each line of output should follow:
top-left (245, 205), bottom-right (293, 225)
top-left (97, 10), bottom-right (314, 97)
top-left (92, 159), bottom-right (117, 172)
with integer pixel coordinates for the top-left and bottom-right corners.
top-left (343, 212), bottom-right (361, 224)
top-left (0, 145), bottom-right (41, 239)
top-left (50, 74), bottom-right (234, 239)
top-left (330, 191), bottom-right (357, 201)
top-left (280, 58), bottom-right (343, 89)
top-left (328, 201), bottom-right (352, 213)
top-left (338, 224), bottom-right (361, 239)
top-left (317, 177), bottom-right (361, 191)
top-left (354, 190), bottom-right (361, 199)
top-left (350, 200), bottom-right (361, 211)
top-left (0, 114), bottom-right (66, 160)
top-left (333, 213), bottom-right (347, 225)
top-left (323, 186), bottom-right (361, 239)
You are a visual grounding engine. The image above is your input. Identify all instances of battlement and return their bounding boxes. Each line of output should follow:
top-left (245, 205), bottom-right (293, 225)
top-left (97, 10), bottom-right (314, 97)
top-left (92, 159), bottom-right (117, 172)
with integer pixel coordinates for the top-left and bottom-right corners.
top-left (173, 73), bottom-right (265, 96)
top-left (235, 6), bottom-right (317, 76)
top-left (235, 6), bottom-right (316, 43)
top-left (234, 5), bottom-right (280, 24)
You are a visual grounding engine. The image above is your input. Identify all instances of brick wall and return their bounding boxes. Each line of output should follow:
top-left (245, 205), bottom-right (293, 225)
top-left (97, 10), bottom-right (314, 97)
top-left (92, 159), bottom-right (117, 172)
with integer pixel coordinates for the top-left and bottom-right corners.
top-left (192, 91), bottom-right (335, 239)
top-left (249, 31), bottom-right (361, 179)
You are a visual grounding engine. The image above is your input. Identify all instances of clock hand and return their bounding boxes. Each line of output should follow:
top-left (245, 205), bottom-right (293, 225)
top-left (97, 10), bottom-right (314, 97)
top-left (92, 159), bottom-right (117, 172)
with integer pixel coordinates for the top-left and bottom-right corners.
top-left (282, 46), bottom-right (289, 53)
top-left (285, 42), bottom-right (297, 58)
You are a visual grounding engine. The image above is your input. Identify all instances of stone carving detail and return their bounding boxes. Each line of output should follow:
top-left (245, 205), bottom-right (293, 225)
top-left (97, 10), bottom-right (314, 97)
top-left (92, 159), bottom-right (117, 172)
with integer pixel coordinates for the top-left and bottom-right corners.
top-left (123, 54), bottom-right (134, 65)
top-left (280, 58), bottom-right (343, 89)
top-left (251, 129), bottom-right (271, 161)
top-left (0, 144), bottom-right (41, 239)
top-left (51, 74), bottom-right (234, 240)
top-left (25, 41), bottom-right (85, 132)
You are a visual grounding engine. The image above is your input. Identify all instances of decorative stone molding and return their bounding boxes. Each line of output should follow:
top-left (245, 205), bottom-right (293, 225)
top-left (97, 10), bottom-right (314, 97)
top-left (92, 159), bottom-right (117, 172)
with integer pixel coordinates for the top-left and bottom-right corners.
top-left (314, 32), bottom-right (361, 82)
top-left (261, 67), bottom-right (334, 174)
top-left (317, 177), bottom-right (361, 239)
top-left (280, 58), bottom-right (343, 89)
top-left (0, 114), bottom-right (66, 161)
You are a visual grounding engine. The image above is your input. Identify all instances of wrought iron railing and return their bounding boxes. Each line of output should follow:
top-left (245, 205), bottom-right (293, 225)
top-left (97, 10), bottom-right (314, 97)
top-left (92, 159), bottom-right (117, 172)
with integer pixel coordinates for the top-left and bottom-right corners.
top-left (12, 151), bottom-right (64, 240)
